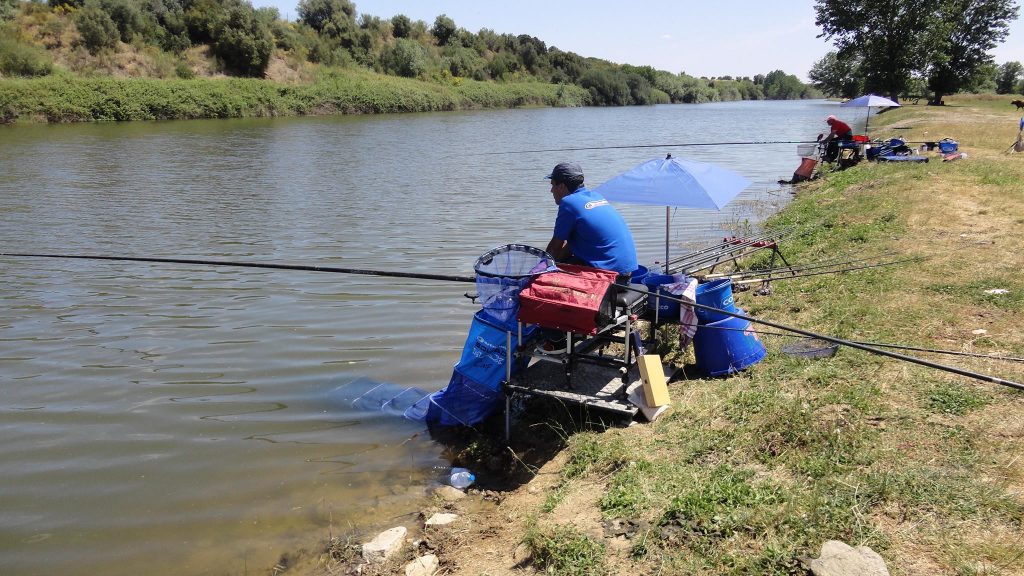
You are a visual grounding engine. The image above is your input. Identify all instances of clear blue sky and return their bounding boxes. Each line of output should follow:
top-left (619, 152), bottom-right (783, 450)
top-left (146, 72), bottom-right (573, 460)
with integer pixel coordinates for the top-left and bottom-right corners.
top-left (251, 0), bottom-right (1024, 81)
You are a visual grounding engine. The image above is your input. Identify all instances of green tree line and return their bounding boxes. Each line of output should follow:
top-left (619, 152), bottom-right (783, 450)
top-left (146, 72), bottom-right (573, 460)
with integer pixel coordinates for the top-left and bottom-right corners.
top-left (808, 0), bottom-right (1019, 103)
top-left (0, 0), bottom-right (820, 107)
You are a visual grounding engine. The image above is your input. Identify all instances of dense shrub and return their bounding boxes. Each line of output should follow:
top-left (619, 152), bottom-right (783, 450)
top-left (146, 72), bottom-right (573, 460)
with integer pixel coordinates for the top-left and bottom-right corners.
top-left (100, 0), bottom-right (145, 43)
top-left (580, 69), bottom-right (630, 105)
top-left (380, 37), bottom-right (425, 78)
top-left (75, 1), bottom-right (120, 54)
top-left (0, 35), bottom-right (54, 76)
top-left (430, 14), bottom-right (455, 46)
top-left (212, 5), bottom-right (273, 76)
top-left (390, 14), bottom-right (410, 38)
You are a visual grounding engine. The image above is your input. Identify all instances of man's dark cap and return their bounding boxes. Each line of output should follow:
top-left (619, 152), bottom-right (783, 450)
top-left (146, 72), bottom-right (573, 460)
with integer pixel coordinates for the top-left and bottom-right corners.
top-left (545, 162), bottom-right (584, 182)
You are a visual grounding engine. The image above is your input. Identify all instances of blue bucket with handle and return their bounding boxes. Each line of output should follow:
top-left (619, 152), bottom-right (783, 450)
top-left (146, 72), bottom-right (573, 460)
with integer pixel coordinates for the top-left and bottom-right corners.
top-left (628, 265), bottom-right (649, 286)
top-left (692, 308), bottom-right (766, 376)
top-left (642, 274), bottom-right (680, 318)
top-left (695, 278), bottom-right (737, 324)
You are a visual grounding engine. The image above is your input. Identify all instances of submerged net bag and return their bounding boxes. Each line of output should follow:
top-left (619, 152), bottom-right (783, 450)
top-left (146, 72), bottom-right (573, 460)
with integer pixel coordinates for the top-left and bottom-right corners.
top-left (474, 244), bottom-right (556, 325)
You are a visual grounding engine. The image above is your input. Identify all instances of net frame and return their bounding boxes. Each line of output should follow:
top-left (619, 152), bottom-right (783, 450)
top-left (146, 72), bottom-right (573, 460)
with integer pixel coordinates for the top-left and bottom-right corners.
top-left (473, 244), bottom-right (555, 324)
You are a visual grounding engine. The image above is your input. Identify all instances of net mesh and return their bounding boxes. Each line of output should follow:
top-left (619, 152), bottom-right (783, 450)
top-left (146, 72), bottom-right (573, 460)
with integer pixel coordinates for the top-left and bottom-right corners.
top-left (474, 244), bottom-right (554, 324)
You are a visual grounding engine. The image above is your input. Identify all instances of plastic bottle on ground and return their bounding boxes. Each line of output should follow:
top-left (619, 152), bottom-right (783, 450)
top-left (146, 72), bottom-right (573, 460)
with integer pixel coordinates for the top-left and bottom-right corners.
top-left (448, 467), bottom-right (475, 489)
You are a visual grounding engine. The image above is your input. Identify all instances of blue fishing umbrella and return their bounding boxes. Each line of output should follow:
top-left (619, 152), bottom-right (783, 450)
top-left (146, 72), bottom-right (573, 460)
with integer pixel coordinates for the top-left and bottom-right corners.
top-left (593, 155), bottom-right (751, 267)
top-left (840, 94), bottom-right (901, 134)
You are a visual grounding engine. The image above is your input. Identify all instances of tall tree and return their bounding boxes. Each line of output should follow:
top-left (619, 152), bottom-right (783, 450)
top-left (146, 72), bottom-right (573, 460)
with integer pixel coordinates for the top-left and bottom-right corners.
top-left (925, 0), bottom-right (1017, 104)
top-left (814, 0), bottom-right (936, 101)
top-left (808, 51), bottom-right (862, 98)
top-left (996, 61), bottom-right (1023, 93)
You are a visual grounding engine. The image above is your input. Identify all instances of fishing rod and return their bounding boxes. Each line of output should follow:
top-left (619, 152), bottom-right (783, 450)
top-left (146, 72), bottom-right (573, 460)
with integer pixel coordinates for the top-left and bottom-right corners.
top-left (668, 234), bottom-right (783, 273)
top-left (476, 140), bottom-right (820, 156)
top-left (704, 251), bottom-right (899, 279)
top-left (621, 284), bottom-right (1024, 391)
top-left (0, 252), bottom-right (477, 284)
top-left (694, 324), bottom-right (1024, 364)
top-left (667, 228), bottom-right (791, 269)
top-left (667, 227), bottom-right (797, 269)
top-left (731, 256), bottom-right (924, 285)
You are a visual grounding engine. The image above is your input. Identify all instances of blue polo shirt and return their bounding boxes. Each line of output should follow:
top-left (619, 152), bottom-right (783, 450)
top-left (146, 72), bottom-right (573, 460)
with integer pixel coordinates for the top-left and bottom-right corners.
top-left (553, 186), bottom-right (638, 274)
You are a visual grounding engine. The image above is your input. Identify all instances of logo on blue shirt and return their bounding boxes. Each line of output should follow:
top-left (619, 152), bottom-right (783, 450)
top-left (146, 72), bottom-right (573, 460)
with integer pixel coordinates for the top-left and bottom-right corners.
top-left (584, 200), bottom-right (609, 210)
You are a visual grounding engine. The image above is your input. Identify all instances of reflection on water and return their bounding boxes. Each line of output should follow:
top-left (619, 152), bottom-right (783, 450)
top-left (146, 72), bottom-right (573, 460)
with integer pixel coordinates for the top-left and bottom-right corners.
top-left (0, 100), bottom-right (836, 575)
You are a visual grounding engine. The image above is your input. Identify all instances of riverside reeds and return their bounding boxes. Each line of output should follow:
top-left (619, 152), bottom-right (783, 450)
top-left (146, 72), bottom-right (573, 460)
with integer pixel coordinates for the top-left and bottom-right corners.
top-left (0, 69), bottom-right (588, 123)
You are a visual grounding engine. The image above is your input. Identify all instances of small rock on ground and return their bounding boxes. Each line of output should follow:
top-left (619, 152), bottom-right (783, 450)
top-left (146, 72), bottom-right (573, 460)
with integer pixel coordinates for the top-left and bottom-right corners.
top-left (424, 513), bottom-right (458, 527)
top-left (362, 526), bottom-right (407, 564)
top-left (433, 485), bottom-right (466, 501)
top-left (404, 554), bottom-right (439, 576)
top-left (807, 540), bottom-right (889, 576)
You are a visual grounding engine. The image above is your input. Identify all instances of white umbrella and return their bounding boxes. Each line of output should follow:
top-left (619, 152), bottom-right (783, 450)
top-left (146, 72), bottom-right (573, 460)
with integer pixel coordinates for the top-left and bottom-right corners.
top-left (840, 94), bottom-right (901, 134)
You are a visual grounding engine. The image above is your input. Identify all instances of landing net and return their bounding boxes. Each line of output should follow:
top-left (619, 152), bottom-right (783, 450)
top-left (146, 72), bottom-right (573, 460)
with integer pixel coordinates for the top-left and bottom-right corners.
top-left (473, 244), bottom-right (555, 324)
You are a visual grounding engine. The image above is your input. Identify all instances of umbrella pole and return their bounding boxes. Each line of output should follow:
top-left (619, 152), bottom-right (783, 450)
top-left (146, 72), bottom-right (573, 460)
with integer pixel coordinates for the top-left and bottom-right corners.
top-left (665, 206), bottom-right (670, 273)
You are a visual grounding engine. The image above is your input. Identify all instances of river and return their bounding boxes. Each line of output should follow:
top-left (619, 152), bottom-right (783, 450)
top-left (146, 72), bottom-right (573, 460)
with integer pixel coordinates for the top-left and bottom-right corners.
top-left (0, 99), bottom-right (837, 575)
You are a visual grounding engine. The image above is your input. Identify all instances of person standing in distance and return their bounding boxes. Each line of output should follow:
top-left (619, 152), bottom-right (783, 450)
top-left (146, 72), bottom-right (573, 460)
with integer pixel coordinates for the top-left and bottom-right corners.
top-left (544, 162), bottom-right (638, 280)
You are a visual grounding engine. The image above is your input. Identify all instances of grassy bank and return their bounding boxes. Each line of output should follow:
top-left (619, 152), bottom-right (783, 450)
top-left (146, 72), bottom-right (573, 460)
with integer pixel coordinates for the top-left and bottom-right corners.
top-left (391, 96), bottom-right (1024, 576)
top-left (0, 69), bottom-right (589, 123)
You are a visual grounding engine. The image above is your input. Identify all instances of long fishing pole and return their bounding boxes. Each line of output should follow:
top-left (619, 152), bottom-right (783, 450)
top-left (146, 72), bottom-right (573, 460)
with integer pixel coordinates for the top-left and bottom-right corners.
top-left (0, 252), bottom-right (477, 284)
top-left (705, 251), bottom-right (898, 279)
top-left (669, 235), bottom-right (777, 271)
top-left (622, 284), bottom-right (1024, 391)
top-left (731, 256), bottom-right (924, 285)
top-left (694, 324), bottom-right (1024, 364)
top-left (476, 140), bottom-right (820, 156)
top-left (667, 228), bottom-right (797, 271)
top-left (668, 228), bottom-right (790, 266)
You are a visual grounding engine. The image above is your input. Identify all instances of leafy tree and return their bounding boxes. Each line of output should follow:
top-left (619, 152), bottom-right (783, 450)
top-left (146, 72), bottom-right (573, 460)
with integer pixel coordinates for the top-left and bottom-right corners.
top-left (212, 5), bottom-right (274, 76)
top-left (809, 51), bottom-right (862, 98)
top-left (548, 49), bottom-right (585, 83)
top-left (381, 37), bottom-right (426, 77)
top-left (762, 69), bottom-right (806, 99)
top-left (924, 0), bottom-right (1016, 104)
top-left (486, 52), bottom-right (518, 79)
top-left (815, 0), bottom-right (935, 101)
top-left (390, 14), bottom-right (411, 38)
top-left (184, 0), bottom-right (230, 44)
top-left (580, 69), bottom-right (630, 105)
top-left (75, 0), bottom-right (120, 53)
top-left (298, 0), bottom-right (355, 41)
top-left (100, 0), bottom-right (146, 43)
top-left (430, 14), bottom-right (456, 45)
top-left (996, 61), bottom-right (1023, 93)
top-left (141, 0), bottom-right (190, 52)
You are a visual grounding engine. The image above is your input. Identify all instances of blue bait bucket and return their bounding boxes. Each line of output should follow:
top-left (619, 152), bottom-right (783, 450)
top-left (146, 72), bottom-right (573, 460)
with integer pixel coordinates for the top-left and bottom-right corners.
top-left (628, 265), bottom-right (649, 286)
top-left (692, 309), bottom-right (766, 376)
top-left (643, 274), bottom-right (680, 319)
top-left (695, 278), bottom-right (737, 324)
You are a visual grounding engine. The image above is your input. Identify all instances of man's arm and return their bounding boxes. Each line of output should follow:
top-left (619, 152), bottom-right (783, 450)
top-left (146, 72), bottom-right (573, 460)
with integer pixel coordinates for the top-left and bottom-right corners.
top-left (546, 237), bottom-right (569, 261)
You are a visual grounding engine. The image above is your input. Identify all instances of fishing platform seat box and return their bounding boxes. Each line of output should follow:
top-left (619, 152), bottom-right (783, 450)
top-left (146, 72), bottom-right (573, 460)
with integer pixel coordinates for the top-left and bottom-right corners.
top-left (517, 264), bottom-right (622, 335)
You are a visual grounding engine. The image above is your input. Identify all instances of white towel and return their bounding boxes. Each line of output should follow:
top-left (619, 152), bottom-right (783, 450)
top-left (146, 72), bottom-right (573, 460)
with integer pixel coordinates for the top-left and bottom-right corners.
top-left (662, 275), bottom-right (699, 349)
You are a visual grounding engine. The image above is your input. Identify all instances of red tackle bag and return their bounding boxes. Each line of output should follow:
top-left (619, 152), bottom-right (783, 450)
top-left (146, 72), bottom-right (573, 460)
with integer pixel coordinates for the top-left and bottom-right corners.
top-left (517, 264), bottom-right (618, 335)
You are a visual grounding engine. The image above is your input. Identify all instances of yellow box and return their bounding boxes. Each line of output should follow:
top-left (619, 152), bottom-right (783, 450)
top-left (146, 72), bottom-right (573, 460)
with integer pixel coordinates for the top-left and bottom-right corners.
top-left (637, 355), bottom-right (670, 407)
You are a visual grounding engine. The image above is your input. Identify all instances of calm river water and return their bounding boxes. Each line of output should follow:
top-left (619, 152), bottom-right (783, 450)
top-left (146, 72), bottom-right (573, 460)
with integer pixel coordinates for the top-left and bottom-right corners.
top-left (0, 99), bottom-right (837, 575)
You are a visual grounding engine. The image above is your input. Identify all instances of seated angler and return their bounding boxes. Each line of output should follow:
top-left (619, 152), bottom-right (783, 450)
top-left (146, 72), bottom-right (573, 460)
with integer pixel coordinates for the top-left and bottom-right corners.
top-left (544, 161), bottom-right (638, 284)
top-left (821, 114), bottom-right (854, 162)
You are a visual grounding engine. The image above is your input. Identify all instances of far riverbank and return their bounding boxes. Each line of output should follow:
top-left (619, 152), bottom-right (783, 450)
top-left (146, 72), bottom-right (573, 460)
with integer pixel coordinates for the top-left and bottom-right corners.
top-left (0, 69), bottom-right (588, 123)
